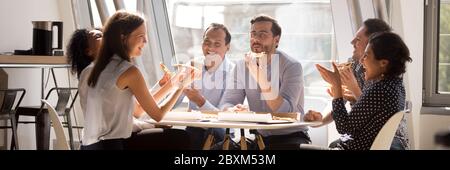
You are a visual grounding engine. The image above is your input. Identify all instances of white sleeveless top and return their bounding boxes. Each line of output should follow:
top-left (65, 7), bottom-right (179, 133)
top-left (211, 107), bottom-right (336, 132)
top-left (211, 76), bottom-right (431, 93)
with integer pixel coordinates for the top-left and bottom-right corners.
top-left (79, 55), bottom-right (135, 146)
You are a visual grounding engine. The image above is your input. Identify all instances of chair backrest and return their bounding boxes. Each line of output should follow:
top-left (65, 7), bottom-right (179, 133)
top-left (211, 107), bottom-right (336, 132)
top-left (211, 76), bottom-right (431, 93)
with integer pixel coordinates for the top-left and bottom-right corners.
top-left (370, 111), bottom-right (405, 150)
top-left (43, 87), bottom-right (78, 116)
top-left (0, 89), bottom-right (26, 117)
top-left (42, 99), bottom-right (70, 150)
top-left (405, 100), bottom-right (412, 113)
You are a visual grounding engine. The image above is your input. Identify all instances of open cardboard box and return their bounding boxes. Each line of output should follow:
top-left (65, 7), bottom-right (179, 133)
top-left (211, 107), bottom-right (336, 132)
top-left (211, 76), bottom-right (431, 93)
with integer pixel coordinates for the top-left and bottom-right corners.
top-left (216, 112), bottom-right (299, 124)
top-left (161, 111), bottom-right (299, 124)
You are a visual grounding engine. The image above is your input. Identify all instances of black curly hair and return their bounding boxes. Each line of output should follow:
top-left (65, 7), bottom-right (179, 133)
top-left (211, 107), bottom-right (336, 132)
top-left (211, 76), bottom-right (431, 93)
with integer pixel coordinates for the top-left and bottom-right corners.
top-left (368, 32), bottom-right (412, 78)
top-left (66, 29), bottom-right (93, 78)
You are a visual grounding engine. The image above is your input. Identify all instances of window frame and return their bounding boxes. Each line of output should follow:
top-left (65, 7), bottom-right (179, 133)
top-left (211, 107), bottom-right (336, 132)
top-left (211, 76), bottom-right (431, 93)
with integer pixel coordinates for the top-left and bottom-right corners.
top-left (143, 0), bottom-right (176, 66)
top-left (165, 0), bottom-right (338, 86)
top-left (71, 0), bottom-right (95, 29)
top-left (163, 0), bottom-right (342, 112)
top-left (423, 0), bottom-right (450, 106)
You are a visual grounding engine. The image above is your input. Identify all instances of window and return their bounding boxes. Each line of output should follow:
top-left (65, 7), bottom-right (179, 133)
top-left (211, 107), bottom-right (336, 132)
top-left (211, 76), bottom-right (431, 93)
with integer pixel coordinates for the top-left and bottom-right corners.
top-left (165, 0), bottom-right (337, 111)
top-left (88, 0), bottom-right (137, 28)
top-left (424, 0), bottom-right (450, 106)
top-left (89, 0), bottom-right (102, 28)
top-left (105, 0), bottom-right (116, 16)
top-left (439, 0), bottom-right (450, 94)
top-left (124, 0), bottom-right (137, 12)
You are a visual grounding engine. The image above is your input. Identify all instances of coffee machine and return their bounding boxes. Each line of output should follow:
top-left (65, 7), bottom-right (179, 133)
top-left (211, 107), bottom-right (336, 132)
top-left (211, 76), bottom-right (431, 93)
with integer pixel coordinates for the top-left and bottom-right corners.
top-left (32, 21), bottom-right (63, 56)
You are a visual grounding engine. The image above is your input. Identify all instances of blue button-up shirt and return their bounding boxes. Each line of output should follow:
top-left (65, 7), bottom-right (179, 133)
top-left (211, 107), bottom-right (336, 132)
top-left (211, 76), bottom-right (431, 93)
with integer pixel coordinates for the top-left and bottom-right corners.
top-left (178, 58), bottom-right (235, 111)
top-left (219, 50), bottom-right (307, 136)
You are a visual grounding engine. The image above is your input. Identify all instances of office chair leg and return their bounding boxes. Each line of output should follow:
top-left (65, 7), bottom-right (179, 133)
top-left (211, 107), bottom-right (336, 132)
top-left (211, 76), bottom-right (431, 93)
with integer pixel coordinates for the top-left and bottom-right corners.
top-left (10, 116), bottom-right (19, 150)
top-left (65, 113), bottom-right (75, 150)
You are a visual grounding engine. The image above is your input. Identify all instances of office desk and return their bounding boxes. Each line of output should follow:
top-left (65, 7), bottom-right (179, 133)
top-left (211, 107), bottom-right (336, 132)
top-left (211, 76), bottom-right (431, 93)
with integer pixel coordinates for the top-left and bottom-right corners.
top-left (0, 55), bottom-right (69, 97)
top-left (146, 113), bottom-right (320, 150)
top-left (1, 55), bottom-right (69, 150)
top-left (0, 55), bottom-right (67, 65)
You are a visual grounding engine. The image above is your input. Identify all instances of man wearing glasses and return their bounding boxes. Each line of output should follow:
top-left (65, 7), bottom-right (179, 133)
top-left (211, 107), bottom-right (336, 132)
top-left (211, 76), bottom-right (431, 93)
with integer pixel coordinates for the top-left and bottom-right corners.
top-left (220, 14), bottom-right (309, 150)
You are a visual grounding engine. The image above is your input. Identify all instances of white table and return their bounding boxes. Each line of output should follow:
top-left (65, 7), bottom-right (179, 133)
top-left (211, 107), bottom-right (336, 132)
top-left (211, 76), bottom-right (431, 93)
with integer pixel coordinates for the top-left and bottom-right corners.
top-left (146, 117), bottom-right (321, 150)
top-left (146, 119), bottom-right (319, 129)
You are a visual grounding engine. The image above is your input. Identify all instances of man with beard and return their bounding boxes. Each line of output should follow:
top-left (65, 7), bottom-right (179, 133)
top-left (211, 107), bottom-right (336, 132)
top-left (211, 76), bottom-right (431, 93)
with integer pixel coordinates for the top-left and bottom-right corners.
top-left (220, 15), bottom-right (309, 150)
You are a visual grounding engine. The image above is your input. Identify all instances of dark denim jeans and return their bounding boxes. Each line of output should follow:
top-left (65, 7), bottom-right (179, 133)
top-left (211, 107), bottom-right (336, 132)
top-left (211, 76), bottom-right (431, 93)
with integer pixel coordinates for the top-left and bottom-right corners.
top-left (390, 137), bottom-right (406, 150)
top-left (329, 137), bottom-right (407, 150)
top-left (259, 131), bottom-right (311, 150)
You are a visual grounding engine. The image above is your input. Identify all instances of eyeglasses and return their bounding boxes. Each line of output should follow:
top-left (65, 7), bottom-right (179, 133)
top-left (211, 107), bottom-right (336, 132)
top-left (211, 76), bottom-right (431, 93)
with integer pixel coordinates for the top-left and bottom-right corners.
top-left (250, 31), bottom-right (272, 40)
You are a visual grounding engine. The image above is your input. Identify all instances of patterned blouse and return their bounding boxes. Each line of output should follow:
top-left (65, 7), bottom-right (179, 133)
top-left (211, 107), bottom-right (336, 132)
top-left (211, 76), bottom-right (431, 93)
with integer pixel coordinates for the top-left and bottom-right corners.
top-left (352, 59), bottom-right (409, 150)
top-left (332, 77), bottom-right (407, 150)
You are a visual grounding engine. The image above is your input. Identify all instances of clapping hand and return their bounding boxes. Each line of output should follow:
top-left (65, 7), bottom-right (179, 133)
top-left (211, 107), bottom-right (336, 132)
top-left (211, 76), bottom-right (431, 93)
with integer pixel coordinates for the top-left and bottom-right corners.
top-left (244, 52), bottom-right (270, 90)
top-left (316, 62), bottom-right (343, 98)
top-left (340, 66), bottom-right (361, 96)
top-left (245, 53), bottom-right (260, 79)
top-left (327, 86), bottom-right (357, 104)
top-left (171, 65), bottom-right (200, 89)
top-left (316, 62), bottom-right (342, 87)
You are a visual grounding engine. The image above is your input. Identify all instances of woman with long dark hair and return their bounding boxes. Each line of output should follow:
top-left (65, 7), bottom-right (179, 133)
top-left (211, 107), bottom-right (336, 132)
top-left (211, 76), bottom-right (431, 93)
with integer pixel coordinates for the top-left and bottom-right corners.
top-left (79, 11), bottom-right (197, 150)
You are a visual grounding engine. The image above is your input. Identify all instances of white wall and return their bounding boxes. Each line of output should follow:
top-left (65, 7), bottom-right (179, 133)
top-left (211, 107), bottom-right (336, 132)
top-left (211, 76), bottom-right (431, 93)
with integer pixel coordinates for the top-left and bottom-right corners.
top-left (396, 0), bottom-right (450, 149)
top-left (419, 114), bottom-right (450, 149)
top-left (0, 0), bottom-right (78, 149)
